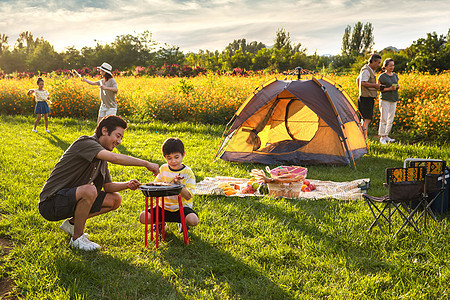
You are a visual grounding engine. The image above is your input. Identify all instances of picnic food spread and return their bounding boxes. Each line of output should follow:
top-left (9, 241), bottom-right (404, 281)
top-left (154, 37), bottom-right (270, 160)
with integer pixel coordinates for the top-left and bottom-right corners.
top-left (210, 166), bottom-right (309, 198)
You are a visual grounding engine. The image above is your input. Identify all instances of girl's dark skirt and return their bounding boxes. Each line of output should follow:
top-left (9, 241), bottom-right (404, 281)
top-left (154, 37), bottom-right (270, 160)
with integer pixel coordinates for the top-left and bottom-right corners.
top-left (35, 101), bottom-right (50, 114)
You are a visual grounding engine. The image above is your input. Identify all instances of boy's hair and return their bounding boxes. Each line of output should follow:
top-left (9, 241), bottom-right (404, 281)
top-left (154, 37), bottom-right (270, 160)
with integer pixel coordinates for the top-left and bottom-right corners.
top-left (37, 78), bottom-right (44, 84)
top-left (95, 115), bottom-right (128, 138)
top-left (162, 138), bottom-right (185, 156)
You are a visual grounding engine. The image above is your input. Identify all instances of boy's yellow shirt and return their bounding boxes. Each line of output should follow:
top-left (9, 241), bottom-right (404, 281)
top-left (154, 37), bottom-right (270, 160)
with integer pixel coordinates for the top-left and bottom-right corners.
top-left (156, 164), bottom-right (196, 212)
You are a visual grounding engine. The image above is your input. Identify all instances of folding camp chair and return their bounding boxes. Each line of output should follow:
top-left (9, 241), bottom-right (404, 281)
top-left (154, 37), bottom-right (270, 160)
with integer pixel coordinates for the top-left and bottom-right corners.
top-left (363, 166), bottom-right (426, 236)
top-left (405, 159), bottom-right (447, 228)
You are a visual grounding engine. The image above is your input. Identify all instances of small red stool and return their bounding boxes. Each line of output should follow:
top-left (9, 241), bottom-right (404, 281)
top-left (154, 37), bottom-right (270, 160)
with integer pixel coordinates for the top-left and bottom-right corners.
top-left (143, 197), bottom-right (189, 249)
top-left (140, 183), bottom-right (189, 249)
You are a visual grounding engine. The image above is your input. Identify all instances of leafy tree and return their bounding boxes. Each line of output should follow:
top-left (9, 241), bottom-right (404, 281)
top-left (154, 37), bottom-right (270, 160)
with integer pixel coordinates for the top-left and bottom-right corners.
top-left (341, 22), bottom-right (374, 56)
top-left (223, 39), bottom-right (265, 56)
top-left (224, 39), bottom-right (248, 56)
top-left (111, 31), bottom-right (156, 69)
top-left (308, 52), bottom-right (333, 71)
top-left (246, 41), bottom-right (266, 54)
top-left (271, 28), bottom-right (306, 71)
top-left (0, 49), bottom-right (27, 73)
top-left (405, 30), bottom-right (450, 73)
top-left (204, 50), bottom-right (223, 71)
top-left (224, 48), bottom-right (252, 70)
top-left (152, 44), bottom-right (185, 67)
top-left (16, 31), bottom-right (36, 55)
top-left (81, 42), bottom-right (116, 70)
top-left (331, 55), bottom-right (356, 73)
top-left (252, 47), bottom-right (272, 71)
top-left (0, 34), bottom-right (8, 55)
top-left (26, 39), bottom-right (61, 73)
top-left (378, 47), bottom-right (409, 73)
top-left (61, 46), bottom-right (85, 70)
top-left (273, 28), bottom-right (292, 52)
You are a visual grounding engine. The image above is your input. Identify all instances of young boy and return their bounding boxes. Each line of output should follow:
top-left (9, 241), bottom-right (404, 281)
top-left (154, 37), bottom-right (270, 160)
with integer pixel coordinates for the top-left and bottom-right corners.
top-left (139, 137), bottom-right (198, 232)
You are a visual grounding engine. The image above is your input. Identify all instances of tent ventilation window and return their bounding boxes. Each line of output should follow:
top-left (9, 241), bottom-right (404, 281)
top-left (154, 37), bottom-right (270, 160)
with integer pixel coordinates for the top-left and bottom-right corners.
top-left (285, 99), bottom-right (319, 142)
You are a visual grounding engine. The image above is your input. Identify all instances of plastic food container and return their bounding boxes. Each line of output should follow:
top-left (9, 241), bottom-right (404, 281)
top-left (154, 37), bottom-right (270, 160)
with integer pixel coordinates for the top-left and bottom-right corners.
top-left (269, 166), bottom-right (308, 179)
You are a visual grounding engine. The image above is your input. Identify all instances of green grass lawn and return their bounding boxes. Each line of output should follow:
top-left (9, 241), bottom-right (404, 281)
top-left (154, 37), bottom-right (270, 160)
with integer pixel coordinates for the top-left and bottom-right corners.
top-left (0, 115), bottom-right (449, 299)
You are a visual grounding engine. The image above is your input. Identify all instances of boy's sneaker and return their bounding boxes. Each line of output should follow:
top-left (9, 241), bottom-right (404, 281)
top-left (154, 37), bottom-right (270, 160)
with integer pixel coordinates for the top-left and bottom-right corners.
top-left (380, 137), bottom-right (387, 144)
top-left (153, 223), bottom-right (166, 233)
top-left (60, 219), bottom-right (74, 236)
top-left (178, 223), bottom-right (190, 234)
top-left (32, 129), bottom-right (37, 132)
top-left (45, 129), bottom-right (50, 133)
top-left (69, 234), bottom-right (101, 251)
top-left (386, 136), bottom-right (395, 143)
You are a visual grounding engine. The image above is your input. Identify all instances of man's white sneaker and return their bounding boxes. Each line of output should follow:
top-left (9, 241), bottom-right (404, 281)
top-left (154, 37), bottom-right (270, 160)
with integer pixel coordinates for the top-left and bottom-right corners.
top-left (386, 136), bottom-right (396, 143)
top-left (60, 219), bottom-right (74, 236)
top-left (380, 137), bottom-right (387, 144)
top-left (69, 234), bottom-right (101, 251)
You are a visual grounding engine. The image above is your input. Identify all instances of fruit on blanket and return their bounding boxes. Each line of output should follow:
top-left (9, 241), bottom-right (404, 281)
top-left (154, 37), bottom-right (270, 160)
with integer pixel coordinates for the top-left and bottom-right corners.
top-left (259, 183), bottom-right (269, 194)
top-left (301, 180), bottom-right (315, 192)
top-left (217, 182), bottom-right (237, 195)
top-left (225, 189), bottom-right (237, 196)
top-left (252, 182), bottom-right (259, 190)
top-left (242, 184), bottom-right (257, 194)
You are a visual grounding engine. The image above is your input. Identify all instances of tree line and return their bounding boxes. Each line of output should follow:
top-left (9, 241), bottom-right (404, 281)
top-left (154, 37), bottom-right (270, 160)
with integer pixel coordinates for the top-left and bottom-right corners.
top-left (0, 23), bottom-right (449, 76)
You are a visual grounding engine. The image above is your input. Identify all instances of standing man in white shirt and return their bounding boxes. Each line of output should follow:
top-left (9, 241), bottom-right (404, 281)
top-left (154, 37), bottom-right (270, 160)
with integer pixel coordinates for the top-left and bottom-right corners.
top-left (357, 54), bottom-right (382, 137)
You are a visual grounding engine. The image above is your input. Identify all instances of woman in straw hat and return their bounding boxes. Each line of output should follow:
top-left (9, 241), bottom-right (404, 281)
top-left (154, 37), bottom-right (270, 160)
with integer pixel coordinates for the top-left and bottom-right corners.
top-left (78, 62), bottom-right (118, 123)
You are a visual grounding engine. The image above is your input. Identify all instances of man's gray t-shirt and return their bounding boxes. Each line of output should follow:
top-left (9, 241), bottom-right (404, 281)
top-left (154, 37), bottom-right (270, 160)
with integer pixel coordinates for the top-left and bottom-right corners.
top-left (39, 135), bottom-right (112, 203)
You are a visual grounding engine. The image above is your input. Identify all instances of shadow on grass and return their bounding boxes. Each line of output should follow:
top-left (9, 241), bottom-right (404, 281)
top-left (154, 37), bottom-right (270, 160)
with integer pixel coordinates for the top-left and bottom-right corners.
top-left (159, 231), bottom-right (296, 300)
top-left (54, 250), bottom-right (184, 299)
top-left (39, 132), bottom-right (71, 151)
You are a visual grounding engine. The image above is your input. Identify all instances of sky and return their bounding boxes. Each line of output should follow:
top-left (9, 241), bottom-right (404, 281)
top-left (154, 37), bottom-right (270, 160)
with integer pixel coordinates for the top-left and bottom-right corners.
top-left (0, 0), bottom-right (448, 56)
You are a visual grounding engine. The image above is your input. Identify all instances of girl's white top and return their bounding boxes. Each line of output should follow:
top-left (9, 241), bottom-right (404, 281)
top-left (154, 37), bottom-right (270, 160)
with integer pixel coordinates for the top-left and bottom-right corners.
top-left (32, 89), bottom-right (49, 102)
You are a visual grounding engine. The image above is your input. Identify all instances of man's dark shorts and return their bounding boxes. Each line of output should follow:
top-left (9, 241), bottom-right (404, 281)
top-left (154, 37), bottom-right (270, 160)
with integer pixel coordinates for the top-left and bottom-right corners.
top-left (38, 187), bottom-right (106, 221)
top-left (146, 206), bottom-right (198, 223)
top-left (358, 96), bottom-right (375, 120)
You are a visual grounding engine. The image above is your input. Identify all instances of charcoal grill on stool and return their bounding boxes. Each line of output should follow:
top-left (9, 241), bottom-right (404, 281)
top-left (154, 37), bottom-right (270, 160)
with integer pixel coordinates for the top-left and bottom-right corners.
top-left (139, 183), bottom-right (189, 249)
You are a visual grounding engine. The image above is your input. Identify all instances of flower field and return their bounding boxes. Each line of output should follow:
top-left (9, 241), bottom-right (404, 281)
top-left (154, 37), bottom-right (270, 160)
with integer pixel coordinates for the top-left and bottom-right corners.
top-left (0, 71), bottom-right (448, 141)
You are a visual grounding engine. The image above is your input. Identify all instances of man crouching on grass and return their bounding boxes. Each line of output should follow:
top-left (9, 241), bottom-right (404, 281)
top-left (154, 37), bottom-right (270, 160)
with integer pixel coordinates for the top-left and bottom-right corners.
top-left (38, 115), bottom-right (159, 251)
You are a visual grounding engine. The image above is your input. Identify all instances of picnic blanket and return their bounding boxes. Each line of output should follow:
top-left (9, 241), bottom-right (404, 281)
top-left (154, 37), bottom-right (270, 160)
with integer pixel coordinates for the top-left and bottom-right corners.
top-left (195, 176), bottom-right (370, 201)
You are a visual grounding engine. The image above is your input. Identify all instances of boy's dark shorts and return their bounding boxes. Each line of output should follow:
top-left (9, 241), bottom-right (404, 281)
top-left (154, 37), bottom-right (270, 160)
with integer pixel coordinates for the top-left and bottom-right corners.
top-left (146, 206), bottom-right (198, 223)
top-left (358, 96), bottom-right (375, 120)
top-left (38, 187), bottom-right (106, 221)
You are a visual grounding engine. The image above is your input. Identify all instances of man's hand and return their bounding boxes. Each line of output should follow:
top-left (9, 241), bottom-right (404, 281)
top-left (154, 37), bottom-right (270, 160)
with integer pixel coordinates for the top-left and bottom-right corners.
top-left (127, 179), bottom-right (141, 190)
top-left (147, 162), bottom-right (159, 176)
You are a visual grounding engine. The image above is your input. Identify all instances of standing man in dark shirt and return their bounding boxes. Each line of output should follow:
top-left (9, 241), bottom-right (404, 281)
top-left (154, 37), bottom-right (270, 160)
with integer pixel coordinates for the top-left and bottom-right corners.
top-left (39, 115), bottom-right (159, 251)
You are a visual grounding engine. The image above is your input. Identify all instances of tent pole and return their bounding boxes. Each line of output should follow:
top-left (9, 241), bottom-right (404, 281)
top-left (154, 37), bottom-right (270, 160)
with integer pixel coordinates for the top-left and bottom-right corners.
top-left (315, 77), bottom-right (356, 168)
top-left (212, 115), bottom-right (236, 162)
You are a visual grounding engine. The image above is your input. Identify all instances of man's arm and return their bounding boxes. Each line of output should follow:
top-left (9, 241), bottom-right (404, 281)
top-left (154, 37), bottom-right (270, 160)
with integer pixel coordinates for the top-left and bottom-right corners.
top-left (96, 150), bottom-right (159, 176)
top-left (103, 179), bottom-right (141, 193)
top-left (361, 81), bottom-right (381, 90)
